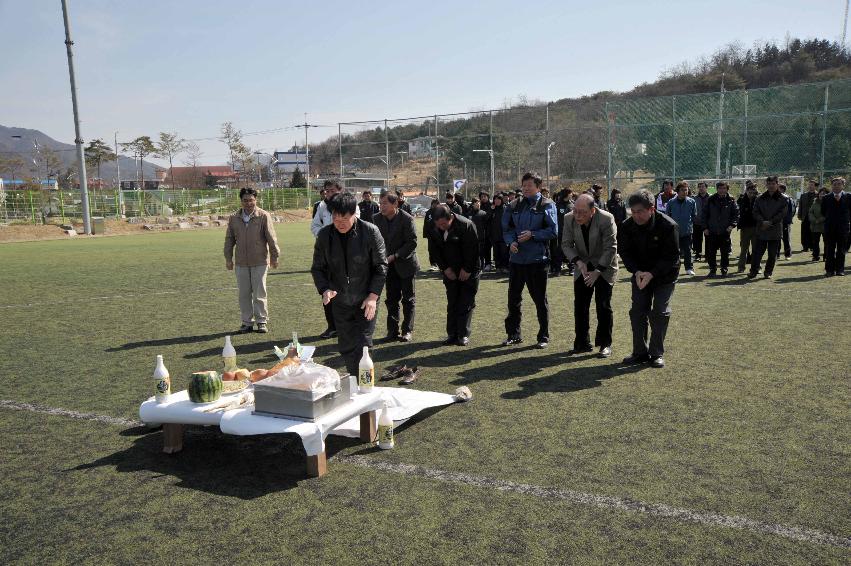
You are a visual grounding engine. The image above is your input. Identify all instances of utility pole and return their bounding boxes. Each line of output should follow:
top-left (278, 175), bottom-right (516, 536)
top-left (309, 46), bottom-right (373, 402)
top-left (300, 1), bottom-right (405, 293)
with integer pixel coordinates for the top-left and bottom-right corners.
top-left (843, 0), bottom-right (849, 49)
top-left (115, 131), bottom-right (124, 216)
top-left (61, 0), bottom-right (92, 234)
top-left (294, 113), bottom-right (322, 190)
top-left (716, 73), bottom-right (725, 178)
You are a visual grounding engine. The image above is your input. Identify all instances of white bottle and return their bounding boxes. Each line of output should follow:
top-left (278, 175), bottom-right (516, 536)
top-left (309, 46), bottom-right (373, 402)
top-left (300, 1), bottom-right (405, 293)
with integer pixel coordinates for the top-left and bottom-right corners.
top-left (222, 335), bottom-right (237, 372)
top-left (357, 346), bottom-right (374, 393)
top-left (153, 355), bottom-right (170, 403)
top-left (377, 403), bottom-right (394, 449)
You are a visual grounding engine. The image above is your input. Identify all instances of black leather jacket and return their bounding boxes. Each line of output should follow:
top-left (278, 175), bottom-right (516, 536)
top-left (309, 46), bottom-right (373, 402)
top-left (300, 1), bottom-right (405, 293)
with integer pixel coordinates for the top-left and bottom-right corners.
top-left (311, 218), bottom-right (387, 307)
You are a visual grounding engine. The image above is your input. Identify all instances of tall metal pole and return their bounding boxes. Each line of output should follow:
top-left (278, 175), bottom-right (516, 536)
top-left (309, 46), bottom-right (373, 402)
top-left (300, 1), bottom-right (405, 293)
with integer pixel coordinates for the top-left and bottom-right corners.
top-left (605, 102), bottom-right (613, 190)
top-left (672, 97), bottom-right (677, 182)
top-left (742, 90), bottom-right (749, 177)
top-left (716, 78), bottom-right (725, 178)
top-left (545, 104), bottom-right (550, 189)
top-left (489, 111), bottom-right (494, 193)
top-left (304, 113), bottom-right (310, 190)
top-left (384, 119), bottom-right (390, 190)
top-left (61, 0), bottom-right (91, 234)
top-left (819, 84), bottom-right (830, 187)
top-left (843, 0), bottom-right (849, 49)
top-left (338, 123), bottom-right (343, 178)
top-left (434, 115), bottom-right (439, 195)
top-left (114, 131), bottom-right (124, 216)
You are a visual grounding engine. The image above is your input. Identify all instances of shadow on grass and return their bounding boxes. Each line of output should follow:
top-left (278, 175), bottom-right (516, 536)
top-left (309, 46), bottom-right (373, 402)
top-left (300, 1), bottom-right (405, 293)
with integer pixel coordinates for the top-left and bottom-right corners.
top-left (267, 269), bottom-right (312, 276)
top-left (450, 349), bottom-right (601, 385)
top-left (774, 274), bottom-right (831, 284)
top-left (106, 331), bottom-right (232, 352)
top-left (345, 404), bottom-right (455, 457)
top-left (71, 427), bottom-right (363, 498)
top-left (501, 361), bottom-right (648, 399)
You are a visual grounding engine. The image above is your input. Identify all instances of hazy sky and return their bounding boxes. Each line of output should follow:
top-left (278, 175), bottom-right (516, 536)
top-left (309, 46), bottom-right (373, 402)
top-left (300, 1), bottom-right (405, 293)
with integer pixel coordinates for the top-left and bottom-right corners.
top-left (0, 0), bottom-right (844, 166)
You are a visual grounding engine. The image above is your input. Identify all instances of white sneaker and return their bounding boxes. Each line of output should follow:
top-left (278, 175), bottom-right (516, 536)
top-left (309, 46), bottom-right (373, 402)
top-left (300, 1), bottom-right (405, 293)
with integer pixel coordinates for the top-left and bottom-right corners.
top-left (686, 269), bottom-right (695, 276)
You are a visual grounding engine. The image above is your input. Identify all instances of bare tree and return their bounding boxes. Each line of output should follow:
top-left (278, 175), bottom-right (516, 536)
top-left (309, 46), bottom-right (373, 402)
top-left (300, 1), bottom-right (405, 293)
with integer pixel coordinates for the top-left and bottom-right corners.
top-left (182, 141), bottom-right (204, 188)
top-left (155, 132), bottom-right (186, 188)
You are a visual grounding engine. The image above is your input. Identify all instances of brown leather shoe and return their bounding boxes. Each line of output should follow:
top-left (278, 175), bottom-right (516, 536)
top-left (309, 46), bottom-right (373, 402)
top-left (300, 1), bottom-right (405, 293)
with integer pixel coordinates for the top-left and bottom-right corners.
top-left (399, 366), bottom-right (420, 385)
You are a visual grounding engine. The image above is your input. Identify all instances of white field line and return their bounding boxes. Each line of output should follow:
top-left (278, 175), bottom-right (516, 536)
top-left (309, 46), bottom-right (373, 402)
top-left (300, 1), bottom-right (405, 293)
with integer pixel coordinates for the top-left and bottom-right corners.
top-left (1, 398), bottom-right (849, 549)
top-left (1, 277), bottom-right (847, 310)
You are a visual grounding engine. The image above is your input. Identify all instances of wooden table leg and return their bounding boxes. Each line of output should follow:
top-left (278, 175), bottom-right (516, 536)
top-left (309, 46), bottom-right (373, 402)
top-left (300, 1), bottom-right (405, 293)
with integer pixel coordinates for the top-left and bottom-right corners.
top-left (360, 411), bottom-right (376, 443)
top-left (162, 423), bottom-right (184, 454)
top-left (306, 451), bottom-right (327, 478)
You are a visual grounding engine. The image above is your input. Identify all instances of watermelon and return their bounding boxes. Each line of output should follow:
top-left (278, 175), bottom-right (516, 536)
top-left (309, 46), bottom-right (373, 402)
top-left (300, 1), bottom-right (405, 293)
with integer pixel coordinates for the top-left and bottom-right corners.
top-left (188, 371), bottom-right (222, 403)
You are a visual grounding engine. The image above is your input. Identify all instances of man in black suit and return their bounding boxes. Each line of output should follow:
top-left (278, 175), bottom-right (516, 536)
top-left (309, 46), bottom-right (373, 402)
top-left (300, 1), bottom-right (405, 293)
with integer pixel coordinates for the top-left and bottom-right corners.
top-left (822, 176), bottom-right (851, 276)
top-left (618, 189), bottom-right (680, 368)
top-left (428, 204), bottom-right (481, 346)
top-left (357, 191), bottom-right (379, 223)
top-left (374, 192), bottom-right (419, 341)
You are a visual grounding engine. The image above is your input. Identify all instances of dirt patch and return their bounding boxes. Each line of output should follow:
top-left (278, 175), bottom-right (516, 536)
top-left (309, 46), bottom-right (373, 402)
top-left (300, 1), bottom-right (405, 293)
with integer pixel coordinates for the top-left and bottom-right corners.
top-left (0, 208), bottom-right (311, 243)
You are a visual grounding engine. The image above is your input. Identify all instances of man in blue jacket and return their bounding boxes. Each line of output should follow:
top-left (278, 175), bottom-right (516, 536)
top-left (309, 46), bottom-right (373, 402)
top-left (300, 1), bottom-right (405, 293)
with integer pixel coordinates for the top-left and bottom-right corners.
top-left (501, 171), bottom-right (558, 348)
top-left (666, 182), bottom-right (696, 276)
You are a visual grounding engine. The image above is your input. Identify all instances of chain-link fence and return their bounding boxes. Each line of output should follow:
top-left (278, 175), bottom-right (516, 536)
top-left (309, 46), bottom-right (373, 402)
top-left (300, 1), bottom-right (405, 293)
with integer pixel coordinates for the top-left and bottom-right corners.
top-left (0, 187), bottom-right (321, 224)
top-left (335, 78), bottom-right (851, 201)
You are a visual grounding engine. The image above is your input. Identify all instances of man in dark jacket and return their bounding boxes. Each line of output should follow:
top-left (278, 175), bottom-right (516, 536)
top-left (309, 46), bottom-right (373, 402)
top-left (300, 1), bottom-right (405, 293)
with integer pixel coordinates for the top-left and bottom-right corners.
top-left (591, 184), bottom-right (608, 211)
top-left (374, 192), bottom-right (419, 341)
top-left (423, 199), bottom-right (440, 271)
top-left (736, 182), bottom-right (759, 273)
top-left (489, 194), bottom-right (509, 271)
top-left (357, 191), bottom-right (379, 223)
top-left (469, 198), bottom-right (491, 271)
top-left (798, 180), bottom-right (819, 252)
top-left (396, 190), bottom-right (413, 216)
top-left (822, 176), bottom-right (851, 276)
top-left (779, 184), bottom-right (797, 259)
top-left (692, 182), bottom-right (710, 261)
top-left (428, 204), bottom-right (481, 346)
top-left (311, 192), bottom-right (387, 376)
top-left (701, 181), bottom-right (739, 277)
top-left (501, 172), bottom-right (559, 348)
top-left (748, 176), bottom-right (786, 279)
top-left (618, 189), bottom-right (680, 368)
top-left (552, 188), bottom-right (576, 275)
top-left (444, 192), bottom-right (462, 215)
top-left (606, 189), bottom-right (627, 228)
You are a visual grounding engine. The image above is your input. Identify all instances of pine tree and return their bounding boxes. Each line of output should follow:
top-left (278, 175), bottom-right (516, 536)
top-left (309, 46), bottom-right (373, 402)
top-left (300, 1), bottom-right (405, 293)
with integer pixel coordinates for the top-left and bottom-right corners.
top-left (290, 166), bottom-right (306, 188)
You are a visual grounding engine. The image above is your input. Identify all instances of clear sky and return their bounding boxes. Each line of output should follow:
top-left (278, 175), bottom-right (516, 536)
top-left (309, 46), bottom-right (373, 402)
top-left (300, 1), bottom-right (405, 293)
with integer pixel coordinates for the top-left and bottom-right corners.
top-left (0, 0), bottom-right (844, 166)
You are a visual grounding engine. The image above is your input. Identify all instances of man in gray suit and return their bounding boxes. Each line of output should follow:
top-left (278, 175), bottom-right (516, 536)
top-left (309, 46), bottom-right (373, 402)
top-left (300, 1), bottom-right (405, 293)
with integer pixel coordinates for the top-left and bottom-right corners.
top-left (561, 194), bottom-right (619, 358)
top-left (373, 191), bottom-right (419, 342)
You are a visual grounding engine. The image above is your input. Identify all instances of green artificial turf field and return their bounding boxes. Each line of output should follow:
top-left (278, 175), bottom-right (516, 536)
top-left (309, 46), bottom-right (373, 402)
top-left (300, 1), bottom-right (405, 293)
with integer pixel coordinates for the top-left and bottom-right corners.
top-left (0, 220), bottom-right (848, 565)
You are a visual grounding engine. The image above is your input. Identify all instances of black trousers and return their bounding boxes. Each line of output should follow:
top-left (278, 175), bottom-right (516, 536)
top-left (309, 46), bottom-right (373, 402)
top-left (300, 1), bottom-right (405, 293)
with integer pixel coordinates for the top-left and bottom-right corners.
top-left (331, 301), bottom-right (376, 377)
top-left (493, 242), bottom-right (509, 269)
top-left (573, 276), bottom-right (613, 349)
top-left (811, 231), bottom-right (822, 260)
top-left (323, 301), bottom-right (336, 331)
top-left (750, 239), bottom-right (781, 276)
top-left (479, 241), bottom-right (492, 268)
top-left (824, 231), bottom-right (849, 274)
top-left (385, 269), bottom-right (415, 336)
top-left (443, 277), bottom-right (478, 339)
top-left (505, 262), bottom-right (550, 342)
top-left (692, 225), bottom-right (705, 255)
top-left (801, 218), bottom-right (811, 250)
top-left (782, 223), bottom-right (792, 257)
top-left (705, 232), bottom-right (732, 271)
top-left (550, 237), bottom-right (565, 272)
top-left (629, 279), bottom-right (675, 358)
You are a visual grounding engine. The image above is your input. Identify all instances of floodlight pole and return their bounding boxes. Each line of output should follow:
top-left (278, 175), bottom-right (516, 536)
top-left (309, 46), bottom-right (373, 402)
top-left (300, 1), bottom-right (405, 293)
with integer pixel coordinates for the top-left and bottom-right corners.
top-left (546, 142), bottom-right (556, 189)
top-left (61, 0), bottom-right (91, 235)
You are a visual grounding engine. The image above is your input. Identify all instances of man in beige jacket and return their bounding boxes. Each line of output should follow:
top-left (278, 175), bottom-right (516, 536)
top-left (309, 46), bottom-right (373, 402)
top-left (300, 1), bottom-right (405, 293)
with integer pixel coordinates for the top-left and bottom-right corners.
top-left (561, 193), bottom-right (619, 358)
top-left (224, 187), bottom-right (280, 333)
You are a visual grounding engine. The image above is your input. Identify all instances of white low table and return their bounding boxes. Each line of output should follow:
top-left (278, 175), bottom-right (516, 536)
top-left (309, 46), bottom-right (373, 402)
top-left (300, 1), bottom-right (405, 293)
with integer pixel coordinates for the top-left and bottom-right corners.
top-left (139, 386), bottom-right (456, 477)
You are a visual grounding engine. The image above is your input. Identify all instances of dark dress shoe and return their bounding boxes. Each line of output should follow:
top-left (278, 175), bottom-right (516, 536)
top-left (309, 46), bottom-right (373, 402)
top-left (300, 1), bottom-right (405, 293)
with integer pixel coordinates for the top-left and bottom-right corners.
top-left (535, 341), bottom-right (549, 349)
top-left (622, 353), bottom-right (650, 364)
top-left (239, 324), bottom-right (254, 333)
top-left (599, 346), bottom-right (612, 358)
top-left (380, 334), bottom-right (400, 343)
top-left (319, 328), bottom-right (337, 339)
top-left (566, 345), bottom-right (594, 355)
top-left (442, 336), bottom-right (458, 346)
top-left (399, 366), bottom-right (421, 385)
top-left (501, 335), bottom-right (523, 346)
top-left (456, 337), bottom-right (469, 346)
top-left (649, 356), bottom-right (665, 368)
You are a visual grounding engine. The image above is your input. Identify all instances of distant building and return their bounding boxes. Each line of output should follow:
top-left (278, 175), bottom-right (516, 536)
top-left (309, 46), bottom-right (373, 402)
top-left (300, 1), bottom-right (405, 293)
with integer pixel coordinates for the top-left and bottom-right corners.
top-left (407, 138), bottom-right (434, 159)
top-left (120, 179), bottom-right (163, 190)
top-left (163, 165), bottom-right (238, 188)
top-left (0, 178), bottom-right (58, 190)
top-left (273, 148), bottom-right (308, 174)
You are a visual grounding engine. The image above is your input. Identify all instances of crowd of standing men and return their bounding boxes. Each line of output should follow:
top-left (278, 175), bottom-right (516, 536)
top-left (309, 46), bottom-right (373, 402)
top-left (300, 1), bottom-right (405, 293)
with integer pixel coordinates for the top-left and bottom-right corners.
top-left (223, 172), bottom-right (850, 377)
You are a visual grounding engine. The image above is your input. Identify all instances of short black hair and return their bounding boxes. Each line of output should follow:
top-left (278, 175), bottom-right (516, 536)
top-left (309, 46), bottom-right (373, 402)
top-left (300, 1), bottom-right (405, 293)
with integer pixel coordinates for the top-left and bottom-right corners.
top-left (239, 187), bottom-right (258, 199)
top-left (362, 190), bottom-right (372, 197)
top-left (381, 192), bottom-right (399, 205)
top-left (766, 175), bottom-right (779, 183)
top-left (479, 191), bottom-right (490, 199)
top-left (432, 204), bottom-right (453, 221)
top-left (662, 179), bottom-right (674, 188)
top-left (323, 179), bottom-right (344, 191)
top-left (716, 181), bottom-right (729, 190)
top-left (627, 189), bottom-right (654, 210)
top-left (591, 183), bottom-right (603, 192)
top-left (445, 192), bottom-right (455, 199)
top-left (327, 191), bottom-right (357, 216)
top-left (521, 171), bottom-right (543, 187)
